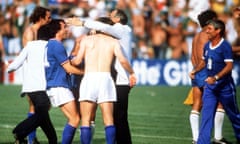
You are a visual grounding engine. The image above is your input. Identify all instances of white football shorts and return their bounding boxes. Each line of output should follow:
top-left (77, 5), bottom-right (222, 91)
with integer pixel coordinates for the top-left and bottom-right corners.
top-left (47, 87), bottom-right (75, 107)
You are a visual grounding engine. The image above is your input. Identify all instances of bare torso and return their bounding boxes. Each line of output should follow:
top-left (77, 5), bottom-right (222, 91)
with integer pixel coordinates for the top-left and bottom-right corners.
top-left (77, 33), bottom-right (119, 73)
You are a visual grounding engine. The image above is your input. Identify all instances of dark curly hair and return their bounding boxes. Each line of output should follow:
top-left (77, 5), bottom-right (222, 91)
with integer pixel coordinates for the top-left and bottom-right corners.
top-left (97, 17), bottom-right (114, 25)
top-left (29, 6), bottom-right (50, 24)
top-left (197, 10), bottom-right (217, 28)
top-left (47, 19), bottom-right (65, 38)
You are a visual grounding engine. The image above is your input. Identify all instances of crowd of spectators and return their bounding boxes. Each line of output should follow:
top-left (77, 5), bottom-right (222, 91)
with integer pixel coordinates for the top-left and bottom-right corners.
top-left (0, 0), bottom-right (239, 62)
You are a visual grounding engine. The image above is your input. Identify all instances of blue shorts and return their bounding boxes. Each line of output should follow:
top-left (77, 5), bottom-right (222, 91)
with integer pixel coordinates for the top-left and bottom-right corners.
top-left (191, 69), bottom-right (207, 87)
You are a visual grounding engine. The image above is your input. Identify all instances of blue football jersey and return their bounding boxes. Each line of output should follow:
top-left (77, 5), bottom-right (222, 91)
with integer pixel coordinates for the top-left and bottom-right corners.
top-left (203, 38), bottom-right (233, 81)
top-left (45, 39), bottom-right (71, 89)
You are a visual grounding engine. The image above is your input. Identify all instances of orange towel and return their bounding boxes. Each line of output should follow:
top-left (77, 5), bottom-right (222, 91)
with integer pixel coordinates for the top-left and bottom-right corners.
top-left (183, 88), bottom-right (193, 105)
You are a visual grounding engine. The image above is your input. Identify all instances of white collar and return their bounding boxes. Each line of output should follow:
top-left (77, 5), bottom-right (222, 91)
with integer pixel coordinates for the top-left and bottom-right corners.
top-left (209, 38), bottom-right (224, 50)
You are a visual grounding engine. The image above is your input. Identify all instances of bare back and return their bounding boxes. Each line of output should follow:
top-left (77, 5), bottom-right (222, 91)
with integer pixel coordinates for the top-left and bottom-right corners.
top-left (191, 29), bottom-right (209, 67)
top-left (76, 33), bottom-right (122, 73)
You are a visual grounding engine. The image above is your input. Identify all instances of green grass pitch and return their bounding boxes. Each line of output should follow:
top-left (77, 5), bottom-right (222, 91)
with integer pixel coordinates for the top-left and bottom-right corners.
top-left (0, 85), bottom-right (239, 144)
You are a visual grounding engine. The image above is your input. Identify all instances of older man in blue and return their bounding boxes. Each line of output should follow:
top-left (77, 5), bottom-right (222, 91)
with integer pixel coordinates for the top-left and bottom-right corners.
top-left (190, 19), bottom-right (240, 144)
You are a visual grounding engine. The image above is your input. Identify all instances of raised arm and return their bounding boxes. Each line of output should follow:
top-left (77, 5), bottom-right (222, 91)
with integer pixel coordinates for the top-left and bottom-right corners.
top-left (66, 18), bottom-right (130, 39)
top-left (85, 20), bottom-right (130, 39)
top-left (71, 36), bottom-right (86, 66)
top-left (70, 35), bottom-right (86, 57)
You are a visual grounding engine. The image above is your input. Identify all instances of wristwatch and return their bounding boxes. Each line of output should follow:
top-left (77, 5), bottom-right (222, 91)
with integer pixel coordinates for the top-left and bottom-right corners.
top-left (214, 75), bottom-right (219, 80)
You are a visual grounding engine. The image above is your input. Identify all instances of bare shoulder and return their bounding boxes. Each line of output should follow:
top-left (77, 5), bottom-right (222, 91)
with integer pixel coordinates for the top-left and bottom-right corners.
top-left (193, 32), bottom-right (199, 42)
top-left (23, 27), bottom-right (35, 41)
top-left (80, 35), bottom-right (93, 42)
top-left (98, 34), bottom-right (118, 43)
top-left (193, 31), bottom-right (208, 46)
top-left (105, 35), bottom-right (118, 43)
top-left (198, 31), bottom-right (209, 43)
top-left (107, 37), bottom-right (119, 48)
top-left (83, 34), bottom-right (118, 45)
top-left (23, 26), bottom-right (34, 35)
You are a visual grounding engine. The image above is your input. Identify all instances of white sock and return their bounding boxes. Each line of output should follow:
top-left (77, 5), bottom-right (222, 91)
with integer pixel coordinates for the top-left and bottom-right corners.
top-left (214, 109), bottom-right (225, 140)
top-left (90, 121), bottom-right (95, 144)
top-left (190, 110), bottom-right (200, 141)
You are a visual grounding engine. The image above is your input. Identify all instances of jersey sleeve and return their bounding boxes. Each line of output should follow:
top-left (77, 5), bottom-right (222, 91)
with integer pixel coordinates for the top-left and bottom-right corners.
top-left (222, 41), bottom-right (233, 62)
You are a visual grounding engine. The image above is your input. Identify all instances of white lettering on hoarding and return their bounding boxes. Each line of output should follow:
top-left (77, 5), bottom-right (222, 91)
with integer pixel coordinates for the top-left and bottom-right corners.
top-left (132, 60), bottom-right (239, 86)
top-left (164, 61), bottom-right (181, 86)
top-left (132, 60), bottom-right (160, 85)
top-left (164, 61), bottom-right (192, 86)
top-left (147, 64), bottom-right (160, 85)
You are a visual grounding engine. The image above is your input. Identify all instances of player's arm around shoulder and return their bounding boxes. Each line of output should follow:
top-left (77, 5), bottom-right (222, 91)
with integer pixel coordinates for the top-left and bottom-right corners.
top-left (62, 60), bottom-right (84, 75)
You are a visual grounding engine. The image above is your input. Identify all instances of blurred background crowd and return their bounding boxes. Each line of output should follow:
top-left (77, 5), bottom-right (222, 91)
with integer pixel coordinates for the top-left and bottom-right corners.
top-left (0, 0), bottom-right (240, 62)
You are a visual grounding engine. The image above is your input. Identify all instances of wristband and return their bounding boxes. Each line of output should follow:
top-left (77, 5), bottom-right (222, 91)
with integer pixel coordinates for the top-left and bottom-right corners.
top-left (214, 75), bottom-right (219, 80)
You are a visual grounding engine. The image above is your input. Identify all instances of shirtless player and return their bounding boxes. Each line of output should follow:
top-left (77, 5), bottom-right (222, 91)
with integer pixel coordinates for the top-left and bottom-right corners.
top-left (71, 17), bottom-right (136, 144)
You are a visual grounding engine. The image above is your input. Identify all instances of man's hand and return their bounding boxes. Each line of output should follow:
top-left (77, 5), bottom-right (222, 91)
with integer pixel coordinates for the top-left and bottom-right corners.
top-left (129, 73), bottom-right (137, 88)
top-left (189, 71), bottom-right (196, 80)
top-left (205, 76), bottom-right (216, 85)
top-left (65, 17), bottom-right (84, 26)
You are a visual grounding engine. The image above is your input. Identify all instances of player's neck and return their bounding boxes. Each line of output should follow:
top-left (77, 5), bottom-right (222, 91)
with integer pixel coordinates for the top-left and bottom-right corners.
top-left (211, 37), bottom-right (222, 47)
top-left (32, 23), bottom-right (41, 31)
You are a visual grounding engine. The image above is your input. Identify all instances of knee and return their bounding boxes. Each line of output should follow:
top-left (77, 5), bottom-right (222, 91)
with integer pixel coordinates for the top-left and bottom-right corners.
top-left (69, 114), bottom-right (80, 127)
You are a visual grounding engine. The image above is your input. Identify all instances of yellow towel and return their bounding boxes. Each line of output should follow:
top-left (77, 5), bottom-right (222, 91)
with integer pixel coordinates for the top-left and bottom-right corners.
top-left (183, 88), bottom-right (193, 105)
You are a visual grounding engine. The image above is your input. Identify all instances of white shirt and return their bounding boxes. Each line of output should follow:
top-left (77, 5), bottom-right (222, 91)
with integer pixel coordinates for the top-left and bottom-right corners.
top-left (7, 40), bottom-right (47, 93)
top-left (85, 20), bottom-right (132, 85)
